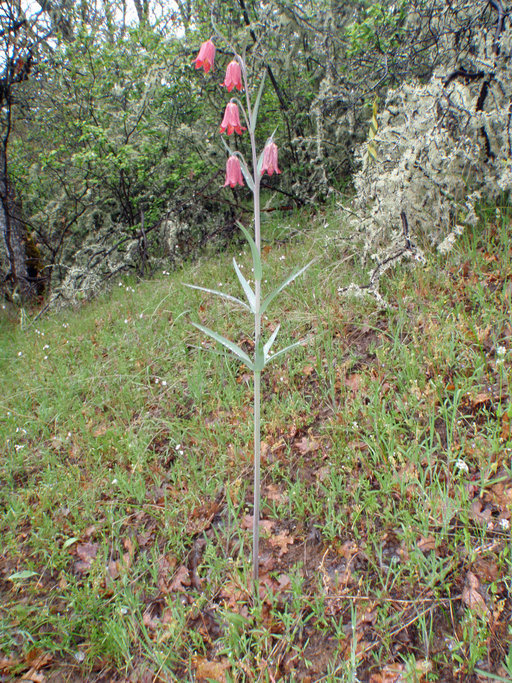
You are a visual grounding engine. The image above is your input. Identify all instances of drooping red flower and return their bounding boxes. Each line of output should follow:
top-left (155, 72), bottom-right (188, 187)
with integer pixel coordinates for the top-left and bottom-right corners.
top-left (261, 141), bottom-right (281, 176)
top-left (193, 39), bottom-right (216, 73)
top-left (224, 156), bottom-right (245, 188)
top-left (220, 102), bottom-right (246, 135)
top-left (222, 60), bottom-right (243, 92)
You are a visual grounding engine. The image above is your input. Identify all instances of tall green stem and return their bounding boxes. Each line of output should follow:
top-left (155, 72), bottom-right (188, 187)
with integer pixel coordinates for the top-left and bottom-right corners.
top-left (252, 162), bottom-right (262, 588)
top-left (252, 369), bottom-right (261, 586)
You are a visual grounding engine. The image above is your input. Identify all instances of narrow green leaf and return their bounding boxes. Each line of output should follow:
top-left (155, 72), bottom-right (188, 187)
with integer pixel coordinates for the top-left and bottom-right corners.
top-left (368, 144), bottom-right (378, 161)
top-left (8, 570), bottom-right (38, 581)
top-left (184, 283), bottom-right (250, 311)
top-left (220, 136), bottom-right (234, 156)
top-left (264, 339), bottom-right (306, 365)
top-left (233, 258), bottom-right (255, 311)
top-left (250, 71), bottom-right (267, 133)
top-left (239, 163), bottom-right (255, 192)
top-left (263, 324), bottom-right (280, 361)
top-left (260, 259), bottom-right (314, 316)
top-left (63, 537), bottom-right (79, 550)
top-left (192, 322), bottom-right (254, 370)
top-left (236, 221), bottom-right (263, 281)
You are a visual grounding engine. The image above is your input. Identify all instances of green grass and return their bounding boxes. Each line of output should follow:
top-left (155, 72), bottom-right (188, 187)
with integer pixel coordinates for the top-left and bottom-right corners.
top-left (1, 202), bottom-right (511, 681)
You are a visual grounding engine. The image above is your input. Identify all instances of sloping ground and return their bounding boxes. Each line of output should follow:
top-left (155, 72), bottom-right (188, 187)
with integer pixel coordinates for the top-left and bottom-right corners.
top-left (0, 206), bottom-right (511, 681)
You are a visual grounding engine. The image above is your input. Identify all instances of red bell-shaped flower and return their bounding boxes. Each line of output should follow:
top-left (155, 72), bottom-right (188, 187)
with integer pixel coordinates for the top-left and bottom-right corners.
top-left (193, 39), bottom-right (216, 73)
top-left (220, 102), bottom-right (246, 135)
top-left (222, 60), bottom-right (243, 92)
top-left (261, 141), bottom-right (281, 176)
top-left (224, 156), bottom-right (245, 188)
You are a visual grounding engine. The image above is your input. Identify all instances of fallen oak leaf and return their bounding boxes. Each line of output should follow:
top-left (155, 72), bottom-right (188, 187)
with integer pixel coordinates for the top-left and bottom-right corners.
top-left (193, 656), bottom-right (230, 682)
top-left (241, 515), bottom-right (275, 533)
top-left (462, 571), bottom-right (490, 619)
top-left (169, 565), bottom-right (191, 592)
top-left (269, 531), bottom-right (294, 557)
top-left (295, 436), bottom-right (321, 455)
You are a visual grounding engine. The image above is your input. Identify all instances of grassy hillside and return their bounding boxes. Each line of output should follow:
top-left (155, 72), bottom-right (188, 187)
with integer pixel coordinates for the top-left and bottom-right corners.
top-left (1, 203), bottom-right (511, 682)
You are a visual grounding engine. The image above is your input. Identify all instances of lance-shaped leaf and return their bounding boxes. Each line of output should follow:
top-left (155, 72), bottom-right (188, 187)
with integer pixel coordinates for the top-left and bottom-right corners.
top-left (192, 322), bottom-right (254, 370)
top-left (184, 283), bottom-right (250, 311)
top-left (250, 71), bottom-right (267, 133)
top-left (265, 339), bottom-right (306, 365)
top-left (233, 258), bottom-right (255, 311)
top-left (260, 259), bottom-right (314, 316)
top-left (263, 324), bottom-right (280, 362)
top-left (236, 221), bottom-right (262, 281)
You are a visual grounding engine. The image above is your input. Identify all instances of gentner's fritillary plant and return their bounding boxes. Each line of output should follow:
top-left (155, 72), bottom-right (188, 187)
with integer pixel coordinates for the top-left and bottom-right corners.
top-left (187, 38), bottom-right (312, 587)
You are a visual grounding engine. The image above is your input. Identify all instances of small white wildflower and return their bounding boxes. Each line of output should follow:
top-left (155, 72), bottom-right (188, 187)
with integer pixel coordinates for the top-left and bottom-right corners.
top-left (118, 282), bottom-right (123, 287)
top-left (44, 355), bottom-right (48, 360)
top-left (279, 255), bottom-right (285, 261)
top-left (17, 351), bottom-right (22, 357)
top-left (112, 478), bottom-right (118, 485)
top-left (454, 459), bottom-right (469, 474)
top-left (124, 319), bottom-right (128, 324)
top-left (497, 346), bottom-right (506, 357)
top-left (499, 519), bottom-right (510, 531)
top-left (162, 380), bottom-right (167, 386)
top-left (43, 344), bottom-right (50, 350)
top-left (119, 607), bottom-right (128, 615)
top-left (155, 378), bottom-right (159, 384)
top-left (139, 313), bottom-right (143, 318)
top-left (14, 444), bottom-right (24, 452)
top-left (176, 444), bottom-right (181, 450)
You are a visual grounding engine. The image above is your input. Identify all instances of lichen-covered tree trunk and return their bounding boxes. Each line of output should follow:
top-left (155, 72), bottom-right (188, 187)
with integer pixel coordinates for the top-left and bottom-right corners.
top-left (0, 148), bottom-right (29, 298)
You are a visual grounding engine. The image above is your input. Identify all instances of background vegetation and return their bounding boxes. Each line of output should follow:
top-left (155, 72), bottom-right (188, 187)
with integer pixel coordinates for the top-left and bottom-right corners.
top-left (1, 0), bottom-right (511, 680)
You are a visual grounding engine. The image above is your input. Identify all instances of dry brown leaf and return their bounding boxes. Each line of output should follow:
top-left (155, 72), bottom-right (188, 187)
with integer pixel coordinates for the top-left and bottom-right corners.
top-left (276, 573), bottom-right (291, 590)
top-left (295, 436), bottom-right (320, 455)
top-left (417, 536), bottom-right (437, 552)
top-left (193, 656), bottom-right (230, 682)
top-left (19, 671), bottom-right (46, 683)
top-left (472, 392), bottom-right (492, 407)
top-left (338, 540), bottom-right (358, 560)
top-left (470, 499), bottom-right (493, 526)
top-left (490, 480), bottom-right (512, 507)
top-left (169, 565), bottom-right (191, 592)
top-left (501, 413), bottom-right (510, 440)
top-left (264, 484), bottom-right (288, 504)
top-left (345, 373), bottom-right (362, 394)
top-left (462, 571), bottom-right (490, 618)
top-left (76, 542), bottom-right (98, 561)
top-left (241, 515), bottom-right (275, 533)
top-left (74, 542), bottom-right (98, 573)
top-left (315, 465), bottom-right (331, 482)
top-left (92, 424), bottom-right (108, 437)
top-left (269, 531), bottom-right (294, 557)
